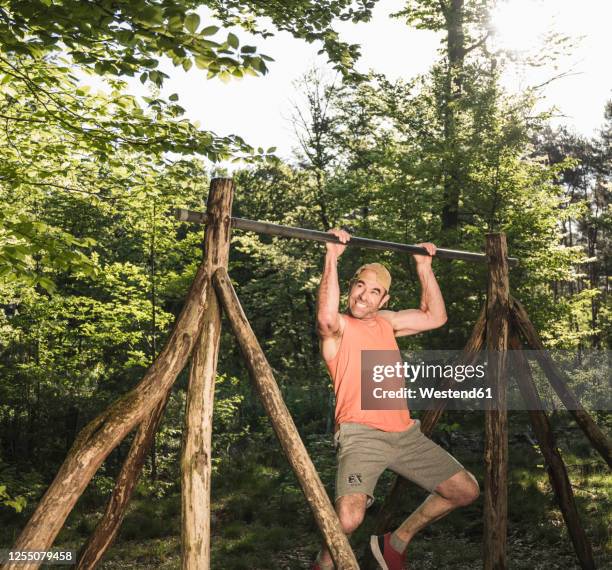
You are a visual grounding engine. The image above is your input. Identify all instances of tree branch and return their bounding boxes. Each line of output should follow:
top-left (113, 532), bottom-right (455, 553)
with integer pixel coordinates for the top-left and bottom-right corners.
top-left (465, 32), bottom-right (490, 55)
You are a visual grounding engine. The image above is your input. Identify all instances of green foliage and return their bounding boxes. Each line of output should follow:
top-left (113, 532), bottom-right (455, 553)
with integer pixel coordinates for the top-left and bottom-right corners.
top-left (0, 1), bottom-right (609, 565)
top-left (0, 484), bottom-right (26, 513)
top-left (0, 210), bottom-right (97, 293)
top-left (0, 0), bottom-right (271, 85)
top-left (0, 50), bottom-right (272, 290)
top-left (207, 0), bottom-right (375, 76)
top-left (0, 0), bottom-right (376, 85)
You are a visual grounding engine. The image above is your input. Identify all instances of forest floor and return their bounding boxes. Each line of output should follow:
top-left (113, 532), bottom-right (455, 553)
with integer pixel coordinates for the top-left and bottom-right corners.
top-left (4, 412), bottom-right (610, 569)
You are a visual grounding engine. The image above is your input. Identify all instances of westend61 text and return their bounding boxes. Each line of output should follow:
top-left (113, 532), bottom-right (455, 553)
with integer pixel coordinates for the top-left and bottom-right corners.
top-left (371, 362), bottom-right (486, 383)
top-left (372, 386), bottom-right (493, 400)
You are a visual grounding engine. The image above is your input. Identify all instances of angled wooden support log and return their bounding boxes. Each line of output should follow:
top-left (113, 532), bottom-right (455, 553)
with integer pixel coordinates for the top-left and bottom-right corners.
top-left (420, 305), bottom-right (487, 436)
top-left (483, 233), bottom-right (510, 570)
top-left (76, 391), bottom-right (171, 569)
top-left (511, 297), bottom-right (611, 468)
top-left (7, 252), bottom-right (213, 569)
top-left (212, 267), bottom-right (360, 570)
top-left (509, 335), bottom-right (595, 570)
top-left (368, 305), bottom-right (487, 547)
top-left (181, 177), bottom-right (234, 570)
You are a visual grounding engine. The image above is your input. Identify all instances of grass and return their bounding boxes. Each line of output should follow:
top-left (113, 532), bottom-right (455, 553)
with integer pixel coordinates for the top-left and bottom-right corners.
top-left (4, 411), bottom-right (609, 569)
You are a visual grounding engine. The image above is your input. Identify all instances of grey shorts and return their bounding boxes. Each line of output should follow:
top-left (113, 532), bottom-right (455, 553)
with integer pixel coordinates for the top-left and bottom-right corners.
top-left (334, 420), bottom-right (464, 506)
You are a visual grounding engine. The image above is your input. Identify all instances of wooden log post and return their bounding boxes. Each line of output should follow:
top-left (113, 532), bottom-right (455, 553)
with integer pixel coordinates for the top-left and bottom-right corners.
top-left (7, 250), bottom-right (213, 569)
top-left (483, 233), bottom-right (510, 570)
top-left (76, 391), bottom-right (171, 569)
top-left (212, 268), bottom-right (360, 570)
top-left (181, 178), bottom-right (234, 569)
top-left (368, 305), bottom-right (487, 550)
top-left (509, 335), bottom-right (595, 570)
top-left (511, 297), bottom-right (612, 468)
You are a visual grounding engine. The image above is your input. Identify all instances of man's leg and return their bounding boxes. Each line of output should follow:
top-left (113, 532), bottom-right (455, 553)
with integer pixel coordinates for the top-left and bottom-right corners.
top-left (392, 469), bottom-right (479, 548)
top-left (316, 493), bottom-right (368, 569)
top-left (319, 422), bottom-right (389, 568)
top-left (369, 470), bottom-right (479, 569)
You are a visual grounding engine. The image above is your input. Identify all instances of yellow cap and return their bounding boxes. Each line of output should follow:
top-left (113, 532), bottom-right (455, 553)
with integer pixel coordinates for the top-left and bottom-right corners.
top-left (352, 263), bottom-right (391, 293)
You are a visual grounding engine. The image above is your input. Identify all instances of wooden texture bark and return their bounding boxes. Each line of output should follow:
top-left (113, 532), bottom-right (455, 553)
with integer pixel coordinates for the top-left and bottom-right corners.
top-left (181, 178), bottom-right (234, 569)
top-left (7, 249), bottom-right (213, 569)
top-left (483, 233), bottom-right (509, 570)
top-left (509, 335), bottom-right (595, 569)
top-left (212, 268), bottom-right (359, 570)
top-left (511, 297), bottom-right (611, 468)
top-left (76, 392), bottom-right (171, 569)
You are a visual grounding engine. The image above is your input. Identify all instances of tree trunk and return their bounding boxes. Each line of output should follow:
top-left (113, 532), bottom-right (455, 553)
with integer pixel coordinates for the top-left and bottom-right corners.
top-left (483, 233), bottom-right (509, 570)
top-left (150, 197), bottom-right (158, 481)
top-left (441, 0), bottom-right (466, 230)
top-left (181, 178), bottom-right (234, 570)
top-left (212, 268), bottom-right (359, 570)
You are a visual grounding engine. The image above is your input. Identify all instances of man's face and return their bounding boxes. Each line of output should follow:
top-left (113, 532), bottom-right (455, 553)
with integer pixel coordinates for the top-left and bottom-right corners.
top-left (348, 269), bottom-right (390, 320)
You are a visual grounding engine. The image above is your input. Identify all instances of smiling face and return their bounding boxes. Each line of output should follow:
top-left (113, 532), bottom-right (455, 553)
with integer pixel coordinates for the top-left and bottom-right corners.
top-left (347, 269), bottom-right (390, 320)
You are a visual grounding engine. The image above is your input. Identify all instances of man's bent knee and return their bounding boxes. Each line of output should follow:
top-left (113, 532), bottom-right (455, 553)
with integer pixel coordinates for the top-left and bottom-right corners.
top-left (335, 494), bottom-right (367, 534)
top-left (435, 469), bottom-right (480, 507)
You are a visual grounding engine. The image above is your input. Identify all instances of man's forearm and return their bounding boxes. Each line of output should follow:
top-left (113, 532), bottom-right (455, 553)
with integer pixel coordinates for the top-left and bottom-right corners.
top-left (417, 265), bottom-right (447, 323)
top-left (317, 253), bottom-right (341, 326)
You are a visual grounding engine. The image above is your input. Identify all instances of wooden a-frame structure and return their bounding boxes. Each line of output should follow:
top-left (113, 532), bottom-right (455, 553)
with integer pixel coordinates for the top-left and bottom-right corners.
top-left (5, 178), bottom-right (610, 570)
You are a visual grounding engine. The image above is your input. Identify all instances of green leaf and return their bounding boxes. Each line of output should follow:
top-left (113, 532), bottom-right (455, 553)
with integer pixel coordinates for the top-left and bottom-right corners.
top-left (194, 56), bottom-right (211, 70)
top-left (200, 26), bottom-right (219, 37)
top-left (137, 6), bottom-right (164, 25)
top-left (5, 496), bottom-right (26, 513)
top-left (227, 32), bottom-right (239, 49)
top-left (240, 45), bottom-right (257, 54)
top-left (184, 13), bottom-right (200, 34)
top-left (250, 58), bottom-right (265, 73)
top-left (37, 277), bottom-right (56, 294)
top-left (169, 93), bottom-right (179, 102)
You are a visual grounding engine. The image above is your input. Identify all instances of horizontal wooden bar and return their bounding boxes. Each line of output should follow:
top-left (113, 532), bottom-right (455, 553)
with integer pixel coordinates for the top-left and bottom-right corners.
top-left (175, 208), bottom-right (519, 266)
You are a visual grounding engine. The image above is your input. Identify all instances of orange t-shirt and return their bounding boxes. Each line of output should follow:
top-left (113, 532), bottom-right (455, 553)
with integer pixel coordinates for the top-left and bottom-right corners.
top-left (324, 314), bottom-right (414, 432)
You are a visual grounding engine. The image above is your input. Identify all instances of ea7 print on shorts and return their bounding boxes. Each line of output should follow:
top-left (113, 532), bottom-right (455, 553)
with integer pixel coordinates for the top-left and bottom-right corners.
top-left (334, 420), bottom-right (463, 505)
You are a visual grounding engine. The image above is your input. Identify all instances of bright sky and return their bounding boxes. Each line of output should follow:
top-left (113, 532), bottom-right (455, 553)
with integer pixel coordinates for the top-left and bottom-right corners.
top-left (113, 0), bottom-right (611, 163)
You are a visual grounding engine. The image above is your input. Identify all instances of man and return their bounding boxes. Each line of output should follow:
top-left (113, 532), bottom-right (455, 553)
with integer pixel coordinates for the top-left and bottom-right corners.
top-left (312, 228), bottom-right (479, 570)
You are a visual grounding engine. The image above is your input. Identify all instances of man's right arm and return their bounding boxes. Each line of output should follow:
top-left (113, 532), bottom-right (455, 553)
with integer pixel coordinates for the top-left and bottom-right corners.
top-left (316, 229), bottom-right (349, 361)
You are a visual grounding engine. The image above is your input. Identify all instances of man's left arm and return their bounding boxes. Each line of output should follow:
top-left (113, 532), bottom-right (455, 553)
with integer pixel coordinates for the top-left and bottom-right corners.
top-left (379, 243), bottom-right (447, 337)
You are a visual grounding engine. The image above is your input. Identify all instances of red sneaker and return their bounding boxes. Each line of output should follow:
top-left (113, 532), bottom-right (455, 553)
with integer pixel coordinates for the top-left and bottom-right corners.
top-left (370, 532), bottom-right (407, 570)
